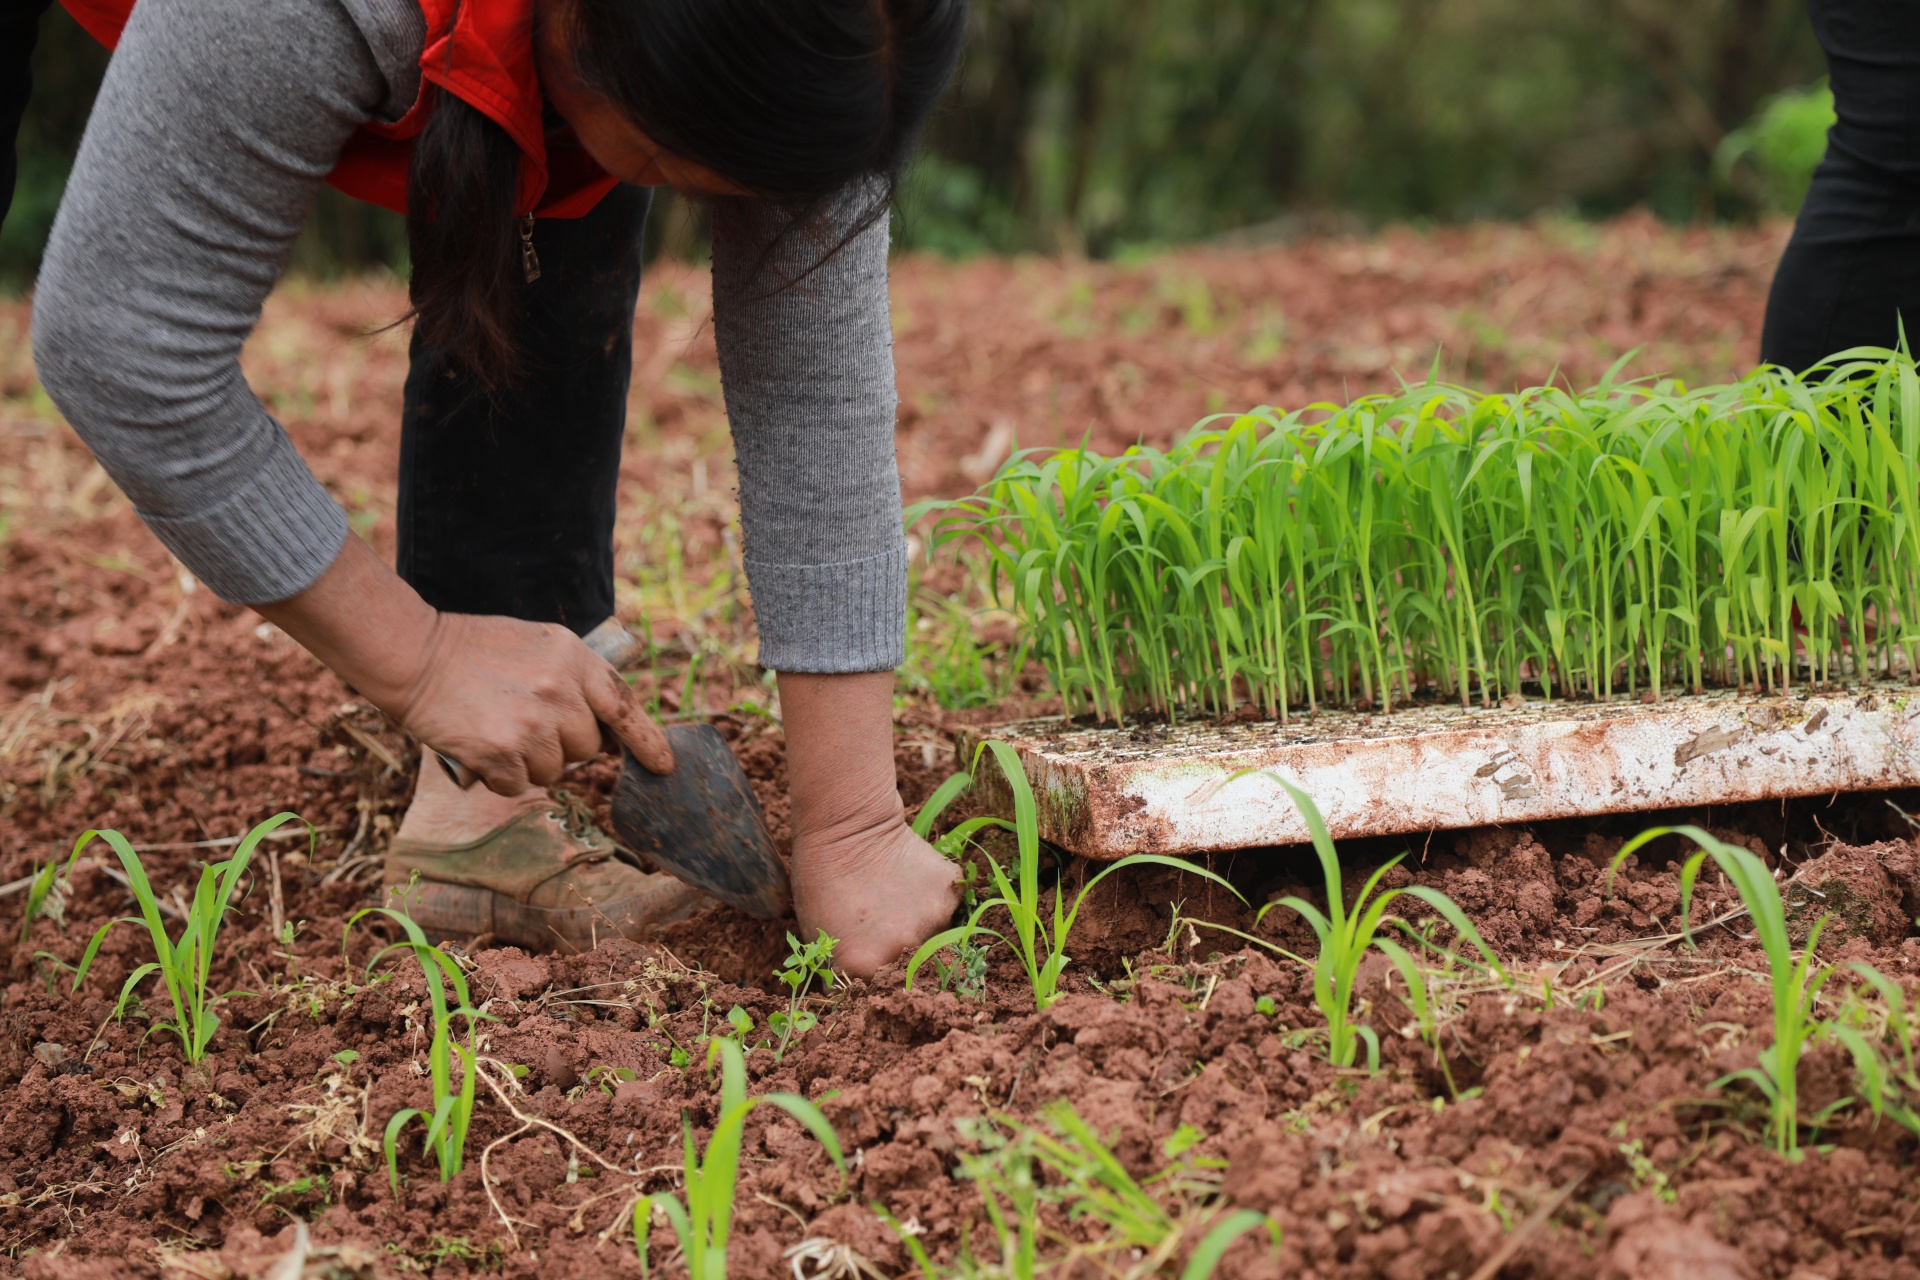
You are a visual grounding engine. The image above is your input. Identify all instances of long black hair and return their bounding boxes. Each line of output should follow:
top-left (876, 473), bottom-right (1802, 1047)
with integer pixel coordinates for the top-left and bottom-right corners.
top-left (406, 0), bottom-right (968, 388)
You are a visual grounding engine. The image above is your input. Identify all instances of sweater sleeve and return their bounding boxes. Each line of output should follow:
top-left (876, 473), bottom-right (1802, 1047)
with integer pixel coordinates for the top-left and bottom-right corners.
top-left (709, 191), bottom-right (908, 673)
top-left (30, 0), bottom-right (422, 604)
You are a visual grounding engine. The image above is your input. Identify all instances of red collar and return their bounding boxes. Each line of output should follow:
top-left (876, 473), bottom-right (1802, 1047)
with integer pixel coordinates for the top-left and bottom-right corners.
top-left (62, 0), bottom-right (616, 218)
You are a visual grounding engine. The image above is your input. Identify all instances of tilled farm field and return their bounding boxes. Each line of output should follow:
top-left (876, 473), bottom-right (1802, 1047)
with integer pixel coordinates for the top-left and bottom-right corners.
top-left (8, 217), bottom-right (1920, 1280)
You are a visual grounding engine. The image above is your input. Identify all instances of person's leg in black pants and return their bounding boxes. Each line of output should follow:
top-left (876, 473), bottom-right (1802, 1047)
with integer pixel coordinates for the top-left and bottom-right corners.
top-left (388, 184), bottom-right (708, 948)
top-left (1761, 0), bottom-right (1920, 372)
top-left (397, 183), bottom-right (652, 634)
top-left (1, 0), bottom-right (57, 223)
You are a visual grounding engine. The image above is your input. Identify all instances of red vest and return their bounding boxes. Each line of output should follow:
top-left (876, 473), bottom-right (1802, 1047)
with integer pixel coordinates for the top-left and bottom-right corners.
top-left (60, 0), bottom-right (616, 218)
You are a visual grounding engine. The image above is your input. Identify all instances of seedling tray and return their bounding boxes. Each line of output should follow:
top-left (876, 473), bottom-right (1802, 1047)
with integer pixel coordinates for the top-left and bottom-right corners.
top-left (959, 684), bottom-right (1920, 859)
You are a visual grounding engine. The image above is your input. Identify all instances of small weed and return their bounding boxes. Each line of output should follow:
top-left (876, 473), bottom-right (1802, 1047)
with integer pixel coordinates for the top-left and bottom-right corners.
top-left (1617, 1140), bottom-right (1676, 1205)
top-left (1377, 929), bottom-right (1468, 1099)
top-left (632, 1037), bottom-right (843, 1278)
top-left (902, 584), bottom-right (1019, 711)
top-left (30, 950), bottom-right (74, 997)
top-left (717, 1003), bottom-right (763, 1052)
top-left (386, 1235), bottom-right (504, 1273)
top-left (887, 1104), bottom-right (1277, 1278)
top-left (71, 812), bottom-right (307, 1065)
top-left (584, 1064), bottom-right (638, 1096)
top-left (346, 907), bottom-right (487, 1190)
top-left (771, 931), bottom-right (836, 1059)
top-left (16, 849), bottom-right (76, 944)
top-left (255, 1173), bottom-right (327, 1211)
top-left (933, 934), bottom-right (992, 1001)
top-left (1826, 964), bottom-right (1920, 1139)
top-left (908, 742), bottom-right (1243, 1010)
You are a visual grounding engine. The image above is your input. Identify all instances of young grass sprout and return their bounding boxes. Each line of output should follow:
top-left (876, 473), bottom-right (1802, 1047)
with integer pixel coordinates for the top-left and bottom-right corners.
top-left (346, 905), bottom-right (487, 1190)
top-left (633, 1037), bottom-right (843, 1278)
top-left (888, 1104), bottom-right (1277, 1279)
top-left (1252, 775), bottom-right (1505, 1071)
top-left (70, 811), bottom-right (307, 1066)
top-left (907, 741), bottom-right (1244, 1009)
top-left (1607, 825), bottom-right (1837, 1156)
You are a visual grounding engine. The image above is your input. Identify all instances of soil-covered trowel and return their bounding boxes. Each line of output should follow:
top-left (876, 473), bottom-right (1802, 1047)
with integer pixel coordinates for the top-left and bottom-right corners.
top-left (433, 618), bottom-right (791, 919)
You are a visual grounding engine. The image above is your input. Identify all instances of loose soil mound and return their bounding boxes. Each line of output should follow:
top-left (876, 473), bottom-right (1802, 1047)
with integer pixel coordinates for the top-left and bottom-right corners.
top-left (12, 220), bottom-right (1920, 1279)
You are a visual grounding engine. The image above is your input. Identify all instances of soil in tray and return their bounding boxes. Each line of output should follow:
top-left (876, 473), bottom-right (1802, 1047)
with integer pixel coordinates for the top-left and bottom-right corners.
top-left (6, 786), bottom-right (1920, 1279)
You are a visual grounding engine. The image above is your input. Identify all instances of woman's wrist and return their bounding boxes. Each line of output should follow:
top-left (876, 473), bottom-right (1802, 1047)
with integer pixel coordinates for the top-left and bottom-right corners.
top-left (253, 535), bottom-right (442, 712)
top-left (777, 669), bottom-right (904, 844)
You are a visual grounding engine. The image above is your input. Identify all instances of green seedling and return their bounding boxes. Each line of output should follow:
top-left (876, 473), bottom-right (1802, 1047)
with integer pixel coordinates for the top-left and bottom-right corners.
top-left (632, 1037), bottom-right (843, 1279)
top-left (18, 852), bottom-right (74, 945)
top-left (1607, 825), bottom-right (1838, 1156)
top-left (585, 1064), bottom-right (638, 1096)
top-left (709, 1003), bottom-right (768, 1055)
top-left (907, 741), bottom-right (1244, 1009)
top-left (902, 583), bottom-right (1021, 711)
top-left (1375, 922), bottom-right (1468, 1099)
top-left (934, 351), bottom-right (1920, 720)
top-left (386, 1235), bottom-right (503, 1272)
top-left (1252, 776), bottom-right (1504, 1071)
top-left (1617, 1140), bottom-right (1677, 1204)
top-left (346, 906), bottom-right (487, 1190)
top-left (770, 931), bottom-right (836, 1059)
top-left (1818, 964), bottom-right (1920, 1140)
top-left (933, 934), bottom-right (992, 1001)
top-left (910, 768), bottom-right (1005, 859)
top-left (1025, 1102), bottom-right (1279, 1274)
top-left (70, 812), bottom-right (306, 1065)
top-left (887, 1106), bottom-right (1277, 1279)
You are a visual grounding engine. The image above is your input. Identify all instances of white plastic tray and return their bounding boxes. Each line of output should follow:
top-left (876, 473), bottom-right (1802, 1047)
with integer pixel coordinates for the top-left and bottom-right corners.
top-left (960, 685), bottom-right (1920, 858)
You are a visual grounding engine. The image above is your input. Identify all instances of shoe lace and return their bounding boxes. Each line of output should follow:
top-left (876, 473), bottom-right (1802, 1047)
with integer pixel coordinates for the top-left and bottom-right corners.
top-left (547, 789), bottom-right (611, 849)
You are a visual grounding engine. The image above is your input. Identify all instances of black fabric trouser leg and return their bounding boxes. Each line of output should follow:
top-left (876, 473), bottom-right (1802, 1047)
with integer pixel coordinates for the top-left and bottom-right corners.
top-left (397, 184), bottom-right (651, 635)
top-left (1761, 0), bottom-right (1920, 371)
top-left (0, 0), bottom-right (56, 222)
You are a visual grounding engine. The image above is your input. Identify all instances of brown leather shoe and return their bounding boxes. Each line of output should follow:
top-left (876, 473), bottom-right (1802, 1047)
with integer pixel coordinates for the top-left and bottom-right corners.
top-left (383, 804), bottom-right (708, 951)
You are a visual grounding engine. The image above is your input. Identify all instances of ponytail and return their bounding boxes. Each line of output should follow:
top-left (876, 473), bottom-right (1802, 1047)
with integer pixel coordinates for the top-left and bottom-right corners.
top-left (402, 0), bottom-right (966, 390)
top-left (404, 92), bottom-right (525, 391)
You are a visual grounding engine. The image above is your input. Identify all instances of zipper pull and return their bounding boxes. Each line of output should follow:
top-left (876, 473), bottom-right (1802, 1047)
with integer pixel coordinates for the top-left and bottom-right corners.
top-left (518, 214), bottom-right (541, 283)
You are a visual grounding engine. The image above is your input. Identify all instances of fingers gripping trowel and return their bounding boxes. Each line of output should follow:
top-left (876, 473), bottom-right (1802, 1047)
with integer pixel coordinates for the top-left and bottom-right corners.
top-left (433, 618), bottom-right (791, 919)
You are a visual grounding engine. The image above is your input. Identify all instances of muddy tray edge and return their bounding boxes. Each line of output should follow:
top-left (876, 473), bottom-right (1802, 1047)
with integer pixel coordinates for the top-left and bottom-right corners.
top-left (958, 686), bottom-right (1920, 858)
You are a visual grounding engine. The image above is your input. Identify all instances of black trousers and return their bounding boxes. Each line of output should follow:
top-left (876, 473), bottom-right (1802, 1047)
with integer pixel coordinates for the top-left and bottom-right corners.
top-left (0, 0), bottom-right (54, 219)
top-left (1762, 0), bottom-right (1920, 371)
top-left (395, 186), bottom-right (651, 634)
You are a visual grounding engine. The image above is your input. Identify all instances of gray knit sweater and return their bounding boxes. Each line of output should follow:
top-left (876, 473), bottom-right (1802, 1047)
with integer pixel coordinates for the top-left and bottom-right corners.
top-left (29, 0), bottom-right (907, 673)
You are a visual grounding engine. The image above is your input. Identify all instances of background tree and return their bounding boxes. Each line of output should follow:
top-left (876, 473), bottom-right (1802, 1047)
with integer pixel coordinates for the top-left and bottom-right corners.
top-left (2, 0), bottom-right (1824, 286)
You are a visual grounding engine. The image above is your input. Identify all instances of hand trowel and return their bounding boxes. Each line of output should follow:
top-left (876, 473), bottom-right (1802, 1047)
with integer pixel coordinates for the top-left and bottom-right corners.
top-left (432, 617), bottom-right (791, 919)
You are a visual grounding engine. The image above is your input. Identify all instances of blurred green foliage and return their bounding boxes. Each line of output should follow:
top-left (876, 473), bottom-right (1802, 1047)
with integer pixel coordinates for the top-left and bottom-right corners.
top-left (3, 5), bottom-right (105, 289)
top-left (5, 0), bottom-right (1825, 285)
top-left (899, 0), bottom-right (1825, 255)
top-left (1714, 81), bottom-right (1836, 214)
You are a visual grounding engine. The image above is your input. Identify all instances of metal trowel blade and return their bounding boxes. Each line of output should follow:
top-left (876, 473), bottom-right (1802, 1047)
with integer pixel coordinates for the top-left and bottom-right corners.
top-left (609, 722), bottom-right (791, 919)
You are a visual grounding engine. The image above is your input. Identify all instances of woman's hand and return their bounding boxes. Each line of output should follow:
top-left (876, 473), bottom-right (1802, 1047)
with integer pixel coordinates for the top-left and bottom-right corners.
top-left (389, 612), bottom-right (673, 793)
top-left (779, 670), bottom-right (960, 977)
top-left (255, 536), bottom-right (672, 794)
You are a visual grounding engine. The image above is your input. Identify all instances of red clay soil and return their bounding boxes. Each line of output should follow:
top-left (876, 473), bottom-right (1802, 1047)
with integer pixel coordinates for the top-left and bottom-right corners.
top-left (11, 218), bottom-right (1920, 1279)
